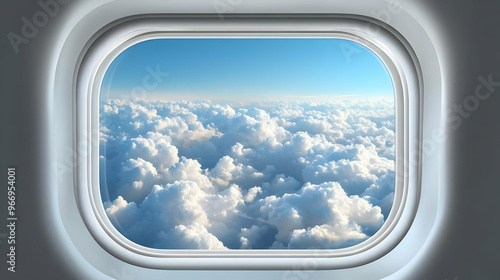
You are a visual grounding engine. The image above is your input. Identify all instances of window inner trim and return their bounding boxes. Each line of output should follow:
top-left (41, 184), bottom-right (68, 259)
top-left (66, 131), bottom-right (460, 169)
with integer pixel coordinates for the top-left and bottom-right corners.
top-left (75, 15), bottom-right (421, 269)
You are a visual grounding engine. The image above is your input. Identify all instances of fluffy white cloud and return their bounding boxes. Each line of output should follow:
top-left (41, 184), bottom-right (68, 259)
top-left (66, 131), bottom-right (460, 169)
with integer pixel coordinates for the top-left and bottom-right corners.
top-left (239, 225), bottom-right (270, 249)
top-left (209, 155), bottom-right (266, 190)
top-left (258, 182), bottom-right (384, 248)
top-left (100, 98), bottom-right (395, 249)
top-left (115, 158), bottom-right (160, 203)
top-left (261, 174), bottom-right (301, 197)
top-left (155, 224), bottom-right (228, 250)
top-left (244, 186), bottom-right (262, 203)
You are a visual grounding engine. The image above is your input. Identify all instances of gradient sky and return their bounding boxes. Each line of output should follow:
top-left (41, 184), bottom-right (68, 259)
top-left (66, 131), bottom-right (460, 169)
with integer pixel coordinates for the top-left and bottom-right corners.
top-left (101, 38), bottom-right (394, 101)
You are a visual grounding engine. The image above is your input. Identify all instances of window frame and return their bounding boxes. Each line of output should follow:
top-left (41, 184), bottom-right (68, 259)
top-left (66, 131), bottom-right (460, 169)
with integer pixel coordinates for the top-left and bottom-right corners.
top-left (75, 14), bottom-right (421, 270)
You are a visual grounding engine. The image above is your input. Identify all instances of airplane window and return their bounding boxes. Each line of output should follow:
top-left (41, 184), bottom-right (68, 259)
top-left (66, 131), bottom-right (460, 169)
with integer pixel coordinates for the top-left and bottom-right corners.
top-left (97, 38), bottom-right (397, 251)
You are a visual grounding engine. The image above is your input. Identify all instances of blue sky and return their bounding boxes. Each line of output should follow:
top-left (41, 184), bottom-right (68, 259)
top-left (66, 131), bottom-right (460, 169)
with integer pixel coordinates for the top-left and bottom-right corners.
top-left (101, 38), bottom-right (394, 101)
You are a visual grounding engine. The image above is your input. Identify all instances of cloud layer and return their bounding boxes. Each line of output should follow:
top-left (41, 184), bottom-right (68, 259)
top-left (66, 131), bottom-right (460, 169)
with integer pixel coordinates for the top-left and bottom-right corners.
top-left (99, 98), bottom-right (395, 249)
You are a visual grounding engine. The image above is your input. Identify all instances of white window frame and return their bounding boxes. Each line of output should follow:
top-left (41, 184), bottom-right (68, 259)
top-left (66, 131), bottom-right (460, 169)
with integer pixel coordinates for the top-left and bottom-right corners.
top-left (75, 15), bottom-right (422, 270)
